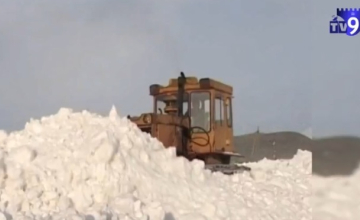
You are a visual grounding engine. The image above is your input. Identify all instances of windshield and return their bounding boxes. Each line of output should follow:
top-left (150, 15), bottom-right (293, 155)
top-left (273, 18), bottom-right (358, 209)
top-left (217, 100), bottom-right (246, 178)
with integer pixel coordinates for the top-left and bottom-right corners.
top-left (154, 92), bottom-right (210, 133)
top-left (189, 92), bottom-right (210, 132)
top-left (155, 93), bottom-right (188, 115)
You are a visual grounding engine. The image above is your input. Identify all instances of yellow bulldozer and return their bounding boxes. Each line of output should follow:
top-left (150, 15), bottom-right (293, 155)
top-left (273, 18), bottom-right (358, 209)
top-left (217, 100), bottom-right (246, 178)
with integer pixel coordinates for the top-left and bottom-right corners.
top-left (128, 72), bottom-right (249, 174)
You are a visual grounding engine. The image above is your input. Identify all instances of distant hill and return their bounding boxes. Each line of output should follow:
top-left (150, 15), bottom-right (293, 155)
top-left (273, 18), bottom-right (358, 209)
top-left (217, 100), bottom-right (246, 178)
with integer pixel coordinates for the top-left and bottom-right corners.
top-left (233, 132), bottom-right (360, 176)
top-left (233, 131), bottom-right (311, 163)
top-left (312, 136), bottom-right (360, 176)
top-left (300, 127), bottom-right (312, 139)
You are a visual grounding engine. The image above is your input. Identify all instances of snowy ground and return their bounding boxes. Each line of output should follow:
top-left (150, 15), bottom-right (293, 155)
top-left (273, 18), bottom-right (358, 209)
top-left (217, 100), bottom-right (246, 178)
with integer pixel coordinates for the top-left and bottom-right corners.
top-left (0, 107), bottom-right (312, 219)
top-left (312, 167), bottom-right (360, 220)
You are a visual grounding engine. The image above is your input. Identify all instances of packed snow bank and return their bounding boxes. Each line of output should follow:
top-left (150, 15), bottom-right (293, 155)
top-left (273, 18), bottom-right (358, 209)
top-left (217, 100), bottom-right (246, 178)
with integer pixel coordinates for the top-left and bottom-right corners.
top-left (312, 164), bottom-right (360, 220)
top-left (0, 107), bottom-right (311, 219)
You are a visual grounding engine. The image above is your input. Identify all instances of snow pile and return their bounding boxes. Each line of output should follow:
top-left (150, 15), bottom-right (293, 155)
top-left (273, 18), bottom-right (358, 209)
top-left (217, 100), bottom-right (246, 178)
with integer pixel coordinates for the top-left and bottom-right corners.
top-left (0, 107), bottom-right (311, 219)
top-left (312, 164), bottom-right (360, 220)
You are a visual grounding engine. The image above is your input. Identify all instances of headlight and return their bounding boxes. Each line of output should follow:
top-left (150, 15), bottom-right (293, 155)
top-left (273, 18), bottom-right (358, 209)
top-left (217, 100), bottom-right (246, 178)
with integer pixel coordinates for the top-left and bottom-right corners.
top-left (143, 114), bottom-right (152, 123)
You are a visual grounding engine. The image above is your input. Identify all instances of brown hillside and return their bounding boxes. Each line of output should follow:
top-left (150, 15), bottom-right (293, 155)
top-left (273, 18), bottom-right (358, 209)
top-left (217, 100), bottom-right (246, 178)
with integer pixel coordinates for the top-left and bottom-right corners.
top-left (233, 131), bottom-right (311, 163)
top-left (233, 132), bottom-right (360, 176)
top-left (312, 136), bottom-right (360, 176)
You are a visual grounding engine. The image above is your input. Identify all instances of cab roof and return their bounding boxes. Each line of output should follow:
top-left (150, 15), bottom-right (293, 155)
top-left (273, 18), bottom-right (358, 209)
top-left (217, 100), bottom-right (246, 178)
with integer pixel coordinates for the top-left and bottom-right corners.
top-left (149, 76), bottom-right (233, 96)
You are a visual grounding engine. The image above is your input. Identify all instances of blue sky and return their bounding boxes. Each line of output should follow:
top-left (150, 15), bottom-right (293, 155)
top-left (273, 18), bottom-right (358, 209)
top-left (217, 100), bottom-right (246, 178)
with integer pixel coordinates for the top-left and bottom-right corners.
top-left (0, 0), bottom-right (358, 137)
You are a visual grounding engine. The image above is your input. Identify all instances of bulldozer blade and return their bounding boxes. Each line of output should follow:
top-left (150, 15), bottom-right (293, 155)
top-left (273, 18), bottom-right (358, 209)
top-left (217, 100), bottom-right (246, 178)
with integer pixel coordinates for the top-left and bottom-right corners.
top-left (214, 151), bottom-right (244, 157)
top-left (205, 164), bottom-right (251, 175)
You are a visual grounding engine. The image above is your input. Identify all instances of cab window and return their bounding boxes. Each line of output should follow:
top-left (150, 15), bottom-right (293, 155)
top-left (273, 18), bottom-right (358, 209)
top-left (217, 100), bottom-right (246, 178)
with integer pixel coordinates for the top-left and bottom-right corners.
top-left (189, 92), bottom-right (210, 132)
top-left (155, 93), bottom-right (188, 115)
top-left (215, 97), bottom-right (224, 126)
top-left (226, 97), bottom-right (232, 127)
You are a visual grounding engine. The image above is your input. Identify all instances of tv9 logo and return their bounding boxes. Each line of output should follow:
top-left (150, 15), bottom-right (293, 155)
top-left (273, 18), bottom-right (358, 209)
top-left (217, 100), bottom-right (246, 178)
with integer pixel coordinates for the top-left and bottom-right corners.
top-left (330, 8), bottom-right (360, 36)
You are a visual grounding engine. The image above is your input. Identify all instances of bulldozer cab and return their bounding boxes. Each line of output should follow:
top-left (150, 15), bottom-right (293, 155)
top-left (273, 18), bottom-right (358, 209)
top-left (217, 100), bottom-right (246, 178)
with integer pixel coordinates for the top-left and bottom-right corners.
top-left (150, 74), bottom-right (237, 164)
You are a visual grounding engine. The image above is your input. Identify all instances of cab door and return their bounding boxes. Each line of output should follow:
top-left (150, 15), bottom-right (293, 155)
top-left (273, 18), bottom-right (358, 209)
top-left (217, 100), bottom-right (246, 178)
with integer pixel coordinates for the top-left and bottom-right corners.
top-left (213, 93), bottom-right (227, 152)
top-left (224, 96), bottom-right (234, 152)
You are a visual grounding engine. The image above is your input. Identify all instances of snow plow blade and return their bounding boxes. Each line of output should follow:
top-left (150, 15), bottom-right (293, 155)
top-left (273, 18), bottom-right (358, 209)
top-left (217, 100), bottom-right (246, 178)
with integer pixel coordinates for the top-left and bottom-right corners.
top-left (216, 151), bottom-right (244, 158)
top-left (205, 164), bottom-right (251, 175)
